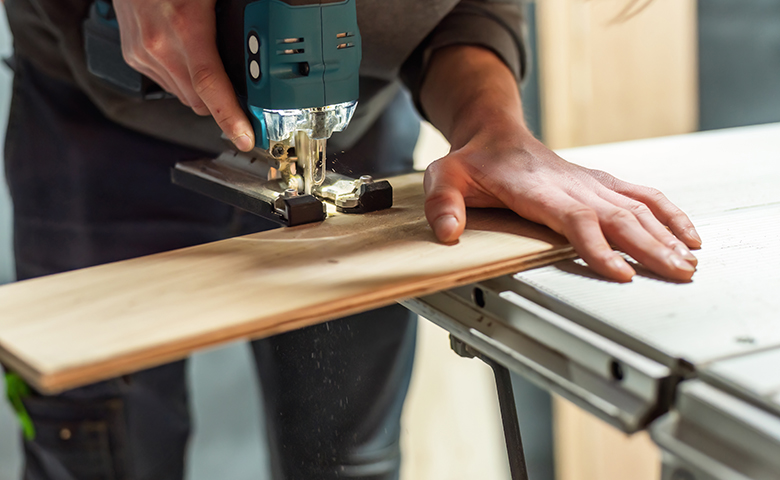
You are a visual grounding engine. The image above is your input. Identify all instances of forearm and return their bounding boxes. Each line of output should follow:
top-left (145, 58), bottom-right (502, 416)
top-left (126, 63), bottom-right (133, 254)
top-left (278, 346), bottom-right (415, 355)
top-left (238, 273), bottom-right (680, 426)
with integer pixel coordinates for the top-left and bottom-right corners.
top-left (420, 45), bottom-right (530, 150)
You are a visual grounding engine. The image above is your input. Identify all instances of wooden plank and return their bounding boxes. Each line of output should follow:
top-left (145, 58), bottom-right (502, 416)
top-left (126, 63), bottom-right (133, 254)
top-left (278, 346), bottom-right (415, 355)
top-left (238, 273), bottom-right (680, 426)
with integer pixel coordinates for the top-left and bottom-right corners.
top-left (0, 172), bottom-right (573, 393)
top-left (537, 0), bottom-right (698, 149)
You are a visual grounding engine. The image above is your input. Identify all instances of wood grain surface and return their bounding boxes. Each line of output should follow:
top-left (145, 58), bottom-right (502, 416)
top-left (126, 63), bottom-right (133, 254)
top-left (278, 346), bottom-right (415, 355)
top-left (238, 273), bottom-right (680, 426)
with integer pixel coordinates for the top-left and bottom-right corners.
top-left (0, 172), bottom-right (573, 393)
top-left (537, 0), bottom-right (697, 149)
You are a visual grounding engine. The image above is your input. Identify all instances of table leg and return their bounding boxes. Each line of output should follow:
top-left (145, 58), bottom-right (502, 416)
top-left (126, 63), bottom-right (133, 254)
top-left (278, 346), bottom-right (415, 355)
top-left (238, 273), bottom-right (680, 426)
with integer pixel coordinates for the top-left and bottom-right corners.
top-left (449, 335), bottom-right (530, 480)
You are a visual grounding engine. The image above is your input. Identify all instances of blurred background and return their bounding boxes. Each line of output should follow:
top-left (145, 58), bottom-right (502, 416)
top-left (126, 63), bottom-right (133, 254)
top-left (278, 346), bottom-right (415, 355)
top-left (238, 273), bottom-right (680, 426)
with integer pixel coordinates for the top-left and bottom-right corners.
top-left (0, 0), bottom-right (778, 479)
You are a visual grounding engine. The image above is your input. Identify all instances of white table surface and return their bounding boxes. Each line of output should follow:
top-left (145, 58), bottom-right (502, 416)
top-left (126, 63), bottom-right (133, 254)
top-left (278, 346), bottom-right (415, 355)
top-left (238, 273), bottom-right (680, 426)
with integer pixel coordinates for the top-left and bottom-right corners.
top-left (514, 123), bottom-right (780, 367)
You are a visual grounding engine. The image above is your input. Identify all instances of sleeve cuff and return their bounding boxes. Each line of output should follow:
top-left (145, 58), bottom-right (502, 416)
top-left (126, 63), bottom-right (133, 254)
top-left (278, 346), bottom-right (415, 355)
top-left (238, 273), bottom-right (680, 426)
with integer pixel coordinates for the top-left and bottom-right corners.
top-left (400, 1), bottom-right (528, 121)
top-left (423, 6), bottom-right (526, 81)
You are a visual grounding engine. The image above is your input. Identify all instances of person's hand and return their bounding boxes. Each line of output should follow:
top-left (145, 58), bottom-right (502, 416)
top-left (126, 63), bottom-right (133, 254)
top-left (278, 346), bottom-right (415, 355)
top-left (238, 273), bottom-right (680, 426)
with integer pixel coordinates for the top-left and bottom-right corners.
top-left (113, 0), bottom-right (255, 151)
top-left (423, 128), bottom-right (701, 282)
top-left (421, 46), bottom-right (701, 283)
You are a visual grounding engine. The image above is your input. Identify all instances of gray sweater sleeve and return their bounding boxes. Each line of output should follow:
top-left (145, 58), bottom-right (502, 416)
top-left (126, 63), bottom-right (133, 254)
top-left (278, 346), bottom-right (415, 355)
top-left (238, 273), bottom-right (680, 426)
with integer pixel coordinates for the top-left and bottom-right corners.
top-left (400, 0), bottom-right (527, 118)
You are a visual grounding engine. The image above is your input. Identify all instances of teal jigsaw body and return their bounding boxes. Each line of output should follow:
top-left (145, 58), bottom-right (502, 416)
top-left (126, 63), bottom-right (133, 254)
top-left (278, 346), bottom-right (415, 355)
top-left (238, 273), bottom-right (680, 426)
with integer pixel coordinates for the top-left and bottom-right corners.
top-left (227, 0), bottom-right (361, 149)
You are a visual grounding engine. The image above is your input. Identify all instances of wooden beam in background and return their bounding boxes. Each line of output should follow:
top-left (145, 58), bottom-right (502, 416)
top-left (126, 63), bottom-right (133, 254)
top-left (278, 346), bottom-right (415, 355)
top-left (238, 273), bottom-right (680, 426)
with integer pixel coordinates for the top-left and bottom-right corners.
top-left (537, 0), bottom-right (698, 149)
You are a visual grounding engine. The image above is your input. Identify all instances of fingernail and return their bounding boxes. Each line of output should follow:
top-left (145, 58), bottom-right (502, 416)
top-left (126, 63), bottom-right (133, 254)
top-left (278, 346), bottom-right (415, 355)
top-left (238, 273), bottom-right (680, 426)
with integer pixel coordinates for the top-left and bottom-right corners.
top-left (433, 215), bottom-right (459, 241)
top-left (233, 133), bottom-right (253, 152)
top-left (670, 253), bottom-right (696, 272)
top-left (610, 257), bottom-right (635, 279)
top-left (673, 244), bottom-right (698, 265)
top-left (686, 228), bottom-right (702, 246)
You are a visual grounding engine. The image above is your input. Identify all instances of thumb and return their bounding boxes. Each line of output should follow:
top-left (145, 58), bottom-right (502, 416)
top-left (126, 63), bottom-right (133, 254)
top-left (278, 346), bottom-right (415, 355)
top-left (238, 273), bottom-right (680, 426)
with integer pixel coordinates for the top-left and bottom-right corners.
top-left (424, 159), bottom-right (468, 243)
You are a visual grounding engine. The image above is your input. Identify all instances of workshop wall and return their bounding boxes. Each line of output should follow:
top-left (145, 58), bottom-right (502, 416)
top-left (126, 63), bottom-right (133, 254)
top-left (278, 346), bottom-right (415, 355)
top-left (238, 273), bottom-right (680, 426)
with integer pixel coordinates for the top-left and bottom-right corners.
top-left (698, 0), bottom-right (780, 130)
top-left (537, 0), bottom-right (698, 149)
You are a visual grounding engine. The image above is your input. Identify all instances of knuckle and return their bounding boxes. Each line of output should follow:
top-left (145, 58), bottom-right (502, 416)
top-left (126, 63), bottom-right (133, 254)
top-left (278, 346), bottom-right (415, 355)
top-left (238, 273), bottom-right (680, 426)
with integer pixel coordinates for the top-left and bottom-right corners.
top-left (653, 245), bottom-right (673, 259)
top-left (588, 168), bottom-right (610, 180)
top-left (626, 201), bottom-right (652, 217)
top-left (191, 66), bottom-right (218, 96)
top-left (140, 33), bottom-right (166, 57)
top-left (426, 156), bottom-right (459, 175)
top-left (564, 206), bottom-right (598, 225)
top-left (666, 237), bottom-right (683, 249)
top-left (424, 157), bottom-right (460, 191)
top-left (214, 112), bottom-right (241, 133)
top-left (425, 188), bottom-right (455, 208)
top-left (644, 187), bottom-right (668, 204)
top-left (158, 1), bottom-right (196, 35)
top-left (523, 184), bottom-right (546, 201)
top-left (604, 208), bottom-right (635, 226)
top-left (425, 158), bottom-right (444, 176)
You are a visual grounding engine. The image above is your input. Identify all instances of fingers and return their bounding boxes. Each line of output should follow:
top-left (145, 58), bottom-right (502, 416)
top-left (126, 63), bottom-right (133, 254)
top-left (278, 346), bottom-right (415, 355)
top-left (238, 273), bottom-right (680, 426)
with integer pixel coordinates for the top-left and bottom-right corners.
top-left (592, 172), bottom-right (702, 249)
top-left (541, 195), bottom-right (637, 282)
top-left (170, 10), bottom-right (254, 149)
top-left (597, 190), bottom-right (698, 266)
top-left (153, 56), bottom-right (211, 114)
top-left (500, 179), bottom-right (694, 281)
top-left (463, 170), bottom-right (633, 281)
top-left (113, 0), bottom-right (254, 151)
top-left (186, 44), bottom-right (255, 150)
top-left (586, 196), bottom-right (696, 281)
top-left (126, 51), bottom-right (186, 102)
top-left (631, 186), bottom-right (701, 249)
top-left (424, 160), bottom-right (468, 243)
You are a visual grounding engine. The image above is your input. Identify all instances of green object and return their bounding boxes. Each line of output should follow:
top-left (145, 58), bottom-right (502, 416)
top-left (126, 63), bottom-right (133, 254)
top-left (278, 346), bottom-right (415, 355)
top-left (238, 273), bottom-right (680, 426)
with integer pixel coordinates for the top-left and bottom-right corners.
top-left (4, 372), bottom-right (35, 441)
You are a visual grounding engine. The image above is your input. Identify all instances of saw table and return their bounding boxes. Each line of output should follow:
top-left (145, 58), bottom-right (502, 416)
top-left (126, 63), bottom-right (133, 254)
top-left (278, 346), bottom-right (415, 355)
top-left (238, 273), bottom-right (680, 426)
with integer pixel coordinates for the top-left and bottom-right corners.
top-left (403, 123), bottom-right (780, 480)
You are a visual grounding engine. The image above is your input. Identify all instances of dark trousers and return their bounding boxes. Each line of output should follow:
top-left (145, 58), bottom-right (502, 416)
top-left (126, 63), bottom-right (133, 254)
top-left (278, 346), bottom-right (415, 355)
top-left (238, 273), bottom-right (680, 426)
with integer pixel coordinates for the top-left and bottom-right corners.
top-left (3, 57), bottom-right (420, 480)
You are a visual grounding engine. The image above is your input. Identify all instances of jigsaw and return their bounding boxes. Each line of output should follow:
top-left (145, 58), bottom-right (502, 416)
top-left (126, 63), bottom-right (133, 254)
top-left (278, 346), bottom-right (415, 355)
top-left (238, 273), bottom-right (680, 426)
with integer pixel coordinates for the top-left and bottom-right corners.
top-left (84, 0), bottom-right (393, 226)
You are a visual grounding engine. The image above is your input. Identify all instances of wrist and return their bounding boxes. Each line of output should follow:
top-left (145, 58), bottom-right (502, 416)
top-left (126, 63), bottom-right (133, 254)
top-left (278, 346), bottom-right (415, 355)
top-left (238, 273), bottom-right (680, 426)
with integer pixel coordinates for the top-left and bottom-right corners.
top-left (421, 45), bottom-right (532, 150)
top-left (448, 107), bottom-right (533, 152)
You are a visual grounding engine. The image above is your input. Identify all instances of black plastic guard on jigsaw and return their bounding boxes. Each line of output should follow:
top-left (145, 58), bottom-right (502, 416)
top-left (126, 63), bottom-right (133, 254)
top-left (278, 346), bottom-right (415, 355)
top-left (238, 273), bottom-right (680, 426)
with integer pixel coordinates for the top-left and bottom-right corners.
top-left (336, 180), bottom-right (393, 214)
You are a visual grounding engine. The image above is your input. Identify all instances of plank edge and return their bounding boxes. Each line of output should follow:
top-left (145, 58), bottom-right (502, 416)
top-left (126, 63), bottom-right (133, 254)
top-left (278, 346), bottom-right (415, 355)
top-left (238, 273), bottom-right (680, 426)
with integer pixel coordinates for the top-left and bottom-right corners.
top-left (30, 247), bottom-right (576, 394)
